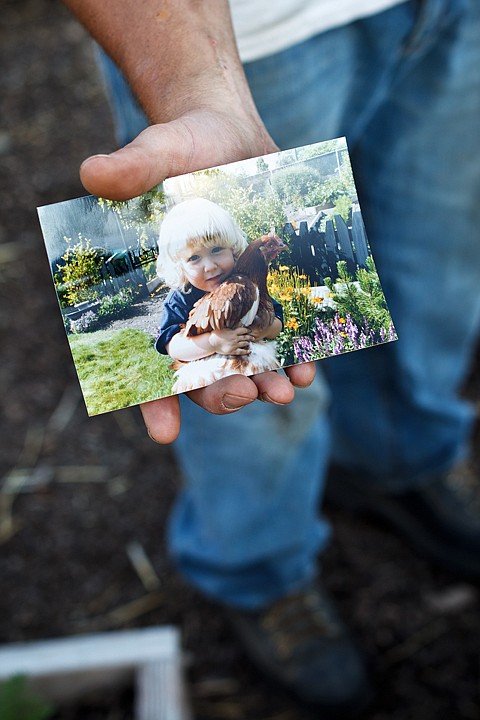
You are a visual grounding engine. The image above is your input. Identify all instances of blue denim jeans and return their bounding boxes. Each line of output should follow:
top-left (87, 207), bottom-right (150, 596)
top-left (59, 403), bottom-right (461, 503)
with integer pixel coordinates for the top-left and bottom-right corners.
top-left (97, 0), bottom-right (480, 608)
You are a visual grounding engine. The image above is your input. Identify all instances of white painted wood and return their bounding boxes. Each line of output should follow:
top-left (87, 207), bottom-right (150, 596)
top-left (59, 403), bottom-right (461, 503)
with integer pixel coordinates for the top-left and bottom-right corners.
top-left (0, 626), bottom-right (179, 677)
top-left (136, 660), bottom-right (193, 720)
top-left (0, 626), bottom-right (192, 719)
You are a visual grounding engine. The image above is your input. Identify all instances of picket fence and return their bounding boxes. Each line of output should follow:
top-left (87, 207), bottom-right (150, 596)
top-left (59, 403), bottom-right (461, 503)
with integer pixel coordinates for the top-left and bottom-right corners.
top-left (283, 210), bottom-right (370, 284)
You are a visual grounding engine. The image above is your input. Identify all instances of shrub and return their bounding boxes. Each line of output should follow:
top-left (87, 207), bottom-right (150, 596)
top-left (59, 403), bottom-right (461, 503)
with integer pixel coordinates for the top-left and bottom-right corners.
top-left (70, 310), bottom-right (98, 334)
top-left (97, 287), bottom-right (134, 319)
top-left (56, 236), bottom-right (103, 307)
top-left (325, 258), bottom-right (393, 331)
top-left (271, 166), bottom-right (323, 208)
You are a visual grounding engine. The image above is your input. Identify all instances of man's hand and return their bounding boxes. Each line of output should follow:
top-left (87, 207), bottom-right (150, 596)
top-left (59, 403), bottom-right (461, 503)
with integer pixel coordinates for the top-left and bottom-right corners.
top-left (141, 363), bottom-right (317, 444)
top-left (63, 0), bottom-right (317, 443)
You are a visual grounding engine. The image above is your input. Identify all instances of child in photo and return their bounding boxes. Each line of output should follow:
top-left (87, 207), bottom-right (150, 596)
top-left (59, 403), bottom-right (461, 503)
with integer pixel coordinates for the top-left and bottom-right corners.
top-left (155, 198), bottom-right (284, 393)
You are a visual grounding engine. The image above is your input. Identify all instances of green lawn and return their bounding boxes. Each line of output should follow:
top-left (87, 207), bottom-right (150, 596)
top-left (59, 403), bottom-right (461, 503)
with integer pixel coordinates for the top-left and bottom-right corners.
top-left (68, 328), bottom-right (175, 415)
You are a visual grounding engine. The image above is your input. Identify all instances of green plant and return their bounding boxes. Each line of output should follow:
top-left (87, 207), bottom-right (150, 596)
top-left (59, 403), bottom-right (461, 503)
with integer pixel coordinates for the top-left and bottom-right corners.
top-left (98, 186), bottom-right (167, 250)
top-left (188, 168), bottom-right (287, 240)
top-left (271, 166), bottom-right (323, 208)
top-left (56, 235), bottom-right (103, 307)
top-left (268, 265), bottom-right (328, 365)
top-left (97, 287), bottom-right (135, 319)
top-left (0, 675), bottom-right (54, 720)
top-left (325, 258), bottom-right (393, 331)
top-left (333, 195), bottom-right (352, 224)
top-left (143, 260), bottom-right (158, 282)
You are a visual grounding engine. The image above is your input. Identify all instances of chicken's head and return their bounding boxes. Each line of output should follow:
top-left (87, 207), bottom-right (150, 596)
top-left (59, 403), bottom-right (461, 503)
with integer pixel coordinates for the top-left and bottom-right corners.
top-left (258, 233), bottom-right (288, 263)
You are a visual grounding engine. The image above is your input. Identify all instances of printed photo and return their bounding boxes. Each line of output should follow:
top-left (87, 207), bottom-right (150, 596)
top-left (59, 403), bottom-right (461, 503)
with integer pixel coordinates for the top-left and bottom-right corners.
top-left (38, 137), bottom-right (397, 415)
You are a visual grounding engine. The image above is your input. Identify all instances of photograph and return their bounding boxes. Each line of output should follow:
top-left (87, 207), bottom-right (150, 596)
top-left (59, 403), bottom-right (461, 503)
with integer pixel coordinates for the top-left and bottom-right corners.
top-left (38, 137), bottom-right (397, 416)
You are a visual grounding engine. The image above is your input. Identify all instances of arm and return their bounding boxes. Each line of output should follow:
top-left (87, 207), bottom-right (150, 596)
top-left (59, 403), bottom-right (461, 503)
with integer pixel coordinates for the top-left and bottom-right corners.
top-left (168, 327), bottom-right (253, 361)
top-left (62, 0), bottom-right (275, 199)
top-left (62, 0), bottom-right (316, 442)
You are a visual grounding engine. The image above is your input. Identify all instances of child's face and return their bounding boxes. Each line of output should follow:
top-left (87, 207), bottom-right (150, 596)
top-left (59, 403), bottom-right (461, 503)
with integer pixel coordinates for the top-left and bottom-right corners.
top-left (179, 241), bottom-right (236, 292)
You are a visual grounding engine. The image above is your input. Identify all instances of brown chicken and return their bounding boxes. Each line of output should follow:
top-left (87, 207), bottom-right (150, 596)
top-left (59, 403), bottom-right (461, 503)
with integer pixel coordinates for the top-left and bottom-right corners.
top-left (172, 233), bottom-right (287, 393)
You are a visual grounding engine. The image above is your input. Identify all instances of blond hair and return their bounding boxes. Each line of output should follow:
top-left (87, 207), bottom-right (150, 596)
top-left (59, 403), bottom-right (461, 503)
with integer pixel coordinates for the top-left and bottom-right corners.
top-left (157, 198), bottom-right (247, 290)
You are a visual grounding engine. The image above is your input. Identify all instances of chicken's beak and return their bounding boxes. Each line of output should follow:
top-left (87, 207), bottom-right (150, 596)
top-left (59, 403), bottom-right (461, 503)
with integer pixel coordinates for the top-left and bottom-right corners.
top-left (270, 240), bottom-right (288, 260)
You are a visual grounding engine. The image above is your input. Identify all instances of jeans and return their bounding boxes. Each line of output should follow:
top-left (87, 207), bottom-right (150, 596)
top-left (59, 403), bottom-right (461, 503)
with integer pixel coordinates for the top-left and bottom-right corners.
top-left (97, 0), bottom-right (480, 608)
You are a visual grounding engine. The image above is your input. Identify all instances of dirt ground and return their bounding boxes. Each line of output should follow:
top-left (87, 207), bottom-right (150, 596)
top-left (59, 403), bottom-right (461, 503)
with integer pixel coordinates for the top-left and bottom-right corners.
top-left (1, 1), bottom-right (480, 719)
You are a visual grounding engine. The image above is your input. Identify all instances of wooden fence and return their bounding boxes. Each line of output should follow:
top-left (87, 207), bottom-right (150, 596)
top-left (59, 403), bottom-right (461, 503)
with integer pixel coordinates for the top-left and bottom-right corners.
top-left (283, 210), bottom-right (370, 285)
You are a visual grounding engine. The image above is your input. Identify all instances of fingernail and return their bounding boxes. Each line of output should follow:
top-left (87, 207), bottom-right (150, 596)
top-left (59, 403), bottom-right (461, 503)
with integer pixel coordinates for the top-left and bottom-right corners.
top-left (259, 392), bottom-right (282, 405)
top-left (80, 154), bottom-right (111, 169)
top-left (222, 393), bottom-right (255, 410)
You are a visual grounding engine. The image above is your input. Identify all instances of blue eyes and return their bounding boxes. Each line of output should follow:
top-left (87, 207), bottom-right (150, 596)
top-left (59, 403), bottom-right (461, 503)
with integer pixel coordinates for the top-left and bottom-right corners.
top-left (187, 247), bottom-right (225, 263)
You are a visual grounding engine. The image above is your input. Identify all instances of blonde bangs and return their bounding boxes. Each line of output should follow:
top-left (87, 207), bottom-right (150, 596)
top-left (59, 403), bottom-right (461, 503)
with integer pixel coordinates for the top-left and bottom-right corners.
top-left (157, 198), bottom-right (248, 289)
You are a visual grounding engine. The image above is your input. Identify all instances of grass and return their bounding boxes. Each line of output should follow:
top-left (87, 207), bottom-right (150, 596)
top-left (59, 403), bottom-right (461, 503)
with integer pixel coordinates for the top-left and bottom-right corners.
top-left (68, 328), bottom-right (175, 415)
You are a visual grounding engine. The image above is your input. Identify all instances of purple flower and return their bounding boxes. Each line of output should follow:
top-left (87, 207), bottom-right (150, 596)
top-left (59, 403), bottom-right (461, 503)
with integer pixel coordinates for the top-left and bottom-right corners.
top-left (293, 335), bottom-right (314, 362)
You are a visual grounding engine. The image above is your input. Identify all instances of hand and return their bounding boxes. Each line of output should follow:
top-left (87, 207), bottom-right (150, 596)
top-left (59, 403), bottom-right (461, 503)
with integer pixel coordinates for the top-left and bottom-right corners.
top-left (141, 363), bottom-right (317, 443)
top-left (67, 0), bottom-right (316, 443)
top-left (209, 327), bottom-right (253, 355)
top-left (249, 317), bottom-right (283, 342)
top-left (80, 114), bottom-right (316, 443)
top-left (81, 115), bottom-right (316, 442)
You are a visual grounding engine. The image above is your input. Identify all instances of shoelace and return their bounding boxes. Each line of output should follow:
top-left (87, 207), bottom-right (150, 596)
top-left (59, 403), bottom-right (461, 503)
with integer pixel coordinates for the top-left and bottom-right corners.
top-left (260, 587), bottom-right (343, 660)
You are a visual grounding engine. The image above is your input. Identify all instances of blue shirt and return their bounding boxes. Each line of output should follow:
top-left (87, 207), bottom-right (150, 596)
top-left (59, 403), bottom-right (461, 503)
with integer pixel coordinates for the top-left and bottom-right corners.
top-left (155, 286), bottom-right (284, 355)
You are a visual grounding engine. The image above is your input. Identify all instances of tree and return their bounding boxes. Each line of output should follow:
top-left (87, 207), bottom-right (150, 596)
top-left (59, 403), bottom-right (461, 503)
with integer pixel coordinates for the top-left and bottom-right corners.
top-left (181, 169), bottom-right (287, 241)
top-left (276, 149), bottom-right (298, 167)
top-left (256, 157), bottom-right (269, 173)
top-left (97, 186), bottom-right (166, 250)
top-left (271, 166), bottom-right (323, 208)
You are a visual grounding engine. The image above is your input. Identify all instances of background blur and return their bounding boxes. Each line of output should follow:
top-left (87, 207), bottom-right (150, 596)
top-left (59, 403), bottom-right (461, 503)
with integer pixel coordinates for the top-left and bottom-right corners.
top-left (1, 1), bottom-right (479, 718)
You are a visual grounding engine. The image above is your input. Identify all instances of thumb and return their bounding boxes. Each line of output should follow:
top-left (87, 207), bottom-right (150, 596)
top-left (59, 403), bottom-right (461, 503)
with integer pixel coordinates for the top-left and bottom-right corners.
top-left (80, 121), bottom-right (197, 201)
top-left (79, 112), bottom-right (278, 201)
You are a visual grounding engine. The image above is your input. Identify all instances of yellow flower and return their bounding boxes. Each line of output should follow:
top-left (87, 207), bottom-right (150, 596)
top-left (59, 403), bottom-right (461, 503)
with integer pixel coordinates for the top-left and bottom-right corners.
top-left (339, 317), bottom-right (346, 324)
top-left (311, 296), bottom-right (324, 304)
top-left (298, 274), bottom-right (307, 280)
top-left (279, 265), bottom-right (290, 272)
top-left (340, 331), bottom-right (347, 338)
top-left (279, 292), bottom-right (293, 301)
top-left (298, 288), bottom-right (311, 296)
top-left (286, 318), bottom-right (300, 330)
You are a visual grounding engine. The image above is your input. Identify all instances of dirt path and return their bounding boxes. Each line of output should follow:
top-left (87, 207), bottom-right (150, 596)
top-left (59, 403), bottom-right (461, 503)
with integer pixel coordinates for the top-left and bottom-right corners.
top-left (99, 293), bottom-right (166, 338)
